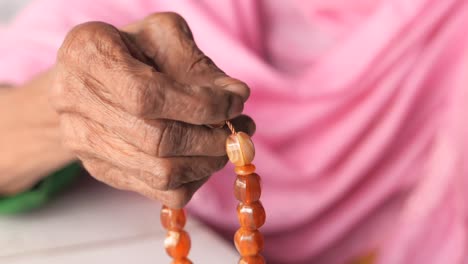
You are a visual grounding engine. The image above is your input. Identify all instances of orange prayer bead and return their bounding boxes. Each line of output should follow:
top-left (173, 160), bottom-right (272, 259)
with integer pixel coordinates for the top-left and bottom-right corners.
top-left (161, 206), bottom-right (187, 231)
top-left (234, 173), bottom-right (262, 203)
top-left (226, 132), bottom-right (255, 166)
top-left (238, 255), bottom-right (266, 264)
top-left (237, 202), bottom-right (266, 230)
top-left (234, 164), bottom-right (257, 175)
top-left (234, 228), bottom-right (264, 257)
top-left (171, 258), bottom-right (193, 264)
top-left (165, 230), bottom-right (191, 259)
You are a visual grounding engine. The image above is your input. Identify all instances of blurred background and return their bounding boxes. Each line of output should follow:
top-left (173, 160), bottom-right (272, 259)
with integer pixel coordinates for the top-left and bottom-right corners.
top-left (0, 0), bottom-right (29, 23)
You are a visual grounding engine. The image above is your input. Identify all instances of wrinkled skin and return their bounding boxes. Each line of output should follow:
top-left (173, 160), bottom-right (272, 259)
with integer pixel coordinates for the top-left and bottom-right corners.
top-left (51, 12), bottom-right (255, 208)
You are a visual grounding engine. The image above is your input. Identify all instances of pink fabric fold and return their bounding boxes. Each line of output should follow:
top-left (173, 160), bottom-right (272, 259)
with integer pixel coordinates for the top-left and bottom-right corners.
top-left (1, 0), bottom-right (467, 263)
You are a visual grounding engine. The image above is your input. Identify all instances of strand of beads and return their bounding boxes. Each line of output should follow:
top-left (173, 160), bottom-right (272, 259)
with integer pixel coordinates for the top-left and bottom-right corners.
top-left (226, 123), bottom-right (266, 264)
top-left (161, 206), bottom-right (192, 264)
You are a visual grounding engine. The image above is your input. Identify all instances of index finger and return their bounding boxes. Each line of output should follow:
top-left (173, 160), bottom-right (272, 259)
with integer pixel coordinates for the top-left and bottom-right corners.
top-left (121, 70), bottom-right (244, 124)
top-left (57, 21), bottom-right (244, 125)
top-left (124, 12), bottom-right (251, 102)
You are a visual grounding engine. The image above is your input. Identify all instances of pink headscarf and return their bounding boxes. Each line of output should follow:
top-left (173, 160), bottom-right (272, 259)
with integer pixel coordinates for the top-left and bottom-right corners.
top-left (1, 0), bottom-right (467, 263)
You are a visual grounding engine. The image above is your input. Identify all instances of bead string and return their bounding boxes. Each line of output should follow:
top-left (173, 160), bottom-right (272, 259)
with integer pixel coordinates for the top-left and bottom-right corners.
top-left (226, 120), bottom-right (236, 134)
top-left (225, 124), bottom-right (266, 264)
top-left (161, 121), bottom-right (265, 264)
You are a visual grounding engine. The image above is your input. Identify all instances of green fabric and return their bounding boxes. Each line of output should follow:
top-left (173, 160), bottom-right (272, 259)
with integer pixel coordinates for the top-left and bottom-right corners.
top-left (0, 163), bottom-right (81, 214)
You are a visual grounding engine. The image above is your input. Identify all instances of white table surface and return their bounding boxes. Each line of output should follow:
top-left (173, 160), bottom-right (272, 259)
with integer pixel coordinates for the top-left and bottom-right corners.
top-left (0, 177), bottom-right (238, 264)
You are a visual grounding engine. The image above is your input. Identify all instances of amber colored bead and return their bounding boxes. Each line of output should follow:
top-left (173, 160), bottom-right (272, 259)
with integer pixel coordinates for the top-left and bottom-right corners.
top-left (237, 202), bottom-right (266, 230)
top-left (234, 164), bottom-right (256, 175)
top-left (165, 230), bottom-right (191, 259)
top-left (238, 255), bottom-right (266, 264)
top-left (226, 132), bottom-right (255, 166)
top-left (171, 258), bottom-right (193, 264)
top-left (234, 173), bottom-right (261, 203)
top-left (161, 206), bottom-right (186, 231)
top-left (234, 228), bottom-right (264, 256)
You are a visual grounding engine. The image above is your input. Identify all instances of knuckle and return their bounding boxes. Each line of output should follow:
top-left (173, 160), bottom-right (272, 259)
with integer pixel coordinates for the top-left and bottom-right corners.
top-left (241, 83), bottom-right (251, 99)
top-left (194, 87), bottom-right (232, 122)
top-left (68, 22), bottom-right (104, 41)
top-left (157, 121), bottom-right (188, 157)
top-left (144, 12), bottom-right (192, 38)
top-left (135, 121), bottom-right (163, 156)
top-left (73, 21), bottom-right (119, 45)
top-left (124, 84), bottom-right (147, 116)
top-left (186, 54), bottom-right (220, 76)
top-left (227, 80), bottom-right (251, 101)
top-left (186, 86), bottom-right (214, 121)
top-left (60, 22), bottom-right (101, 58)
top-left (59, 21), bottom-right (122, 66)
top-left (124, 86), bottom-right (146, 116)
top-left (146, 12), bottom-right (187, 29)
top-left (125, 71), bottom-right (163, 117)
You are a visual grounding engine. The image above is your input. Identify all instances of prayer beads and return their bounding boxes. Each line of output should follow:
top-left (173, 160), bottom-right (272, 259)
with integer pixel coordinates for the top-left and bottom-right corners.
top-left (234, 173), bottom-right (261, 203)
top-left (226, 125), bottom-right (266, 264)
top-left (161, 206), bottom-right (192, 264)
top-left (160, 121), bottom-right (266, 264)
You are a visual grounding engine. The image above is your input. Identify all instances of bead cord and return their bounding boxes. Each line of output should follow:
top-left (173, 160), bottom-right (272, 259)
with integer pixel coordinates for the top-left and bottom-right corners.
top-left (160, 121), bottom-right (266, 264)
top-left (225, 122), bottom-right (266, 264)
top-left (233, 165), bottom-right (266, 263)
top-left (226, 120), bottom-right (237, 134)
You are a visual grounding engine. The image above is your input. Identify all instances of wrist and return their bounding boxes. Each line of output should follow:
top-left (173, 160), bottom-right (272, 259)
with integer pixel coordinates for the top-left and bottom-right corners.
top-left (0, 70), bottom-right (75, 194)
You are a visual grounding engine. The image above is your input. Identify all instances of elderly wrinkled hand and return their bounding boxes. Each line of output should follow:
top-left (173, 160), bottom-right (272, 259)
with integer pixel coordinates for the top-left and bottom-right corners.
top-left (50, 12), bottom-right (255, 208)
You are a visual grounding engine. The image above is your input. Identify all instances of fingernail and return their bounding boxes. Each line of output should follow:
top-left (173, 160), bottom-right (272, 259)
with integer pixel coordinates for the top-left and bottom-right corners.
top-left (229, 95), bottom-right (244, 118)
top-left (215, 77), bottom-right (250, 102)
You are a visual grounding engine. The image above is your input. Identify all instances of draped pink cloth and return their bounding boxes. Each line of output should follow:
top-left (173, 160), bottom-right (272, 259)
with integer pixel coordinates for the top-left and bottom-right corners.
top-left (1, 0), bottom-right (468, 263)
